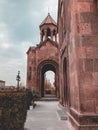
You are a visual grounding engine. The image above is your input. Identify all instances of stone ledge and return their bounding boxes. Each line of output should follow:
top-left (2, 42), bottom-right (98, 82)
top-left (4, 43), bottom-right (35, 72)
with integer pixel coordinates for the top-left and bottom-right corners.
top-left (69, 107), bottom-right (98, 125)
top-left (67, 111), bottom-right (98, 130)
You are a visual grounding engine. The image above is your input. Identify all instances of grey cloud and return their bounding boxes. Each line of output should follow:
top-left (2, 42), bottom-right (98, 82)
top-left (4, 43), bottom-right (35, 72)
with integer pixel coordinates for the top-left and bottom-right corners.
top-left (0, 0), bottom-right (58, 85)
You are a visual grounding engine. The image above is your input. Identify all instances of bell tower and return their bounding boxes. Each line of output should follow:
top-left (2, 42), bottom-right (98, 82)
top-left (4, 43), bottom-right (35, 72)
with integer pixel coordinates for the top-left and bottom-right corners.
top-left (39, 13), bottom-right (57, 42)
top-left (27, 13), bottom-right (59, 98)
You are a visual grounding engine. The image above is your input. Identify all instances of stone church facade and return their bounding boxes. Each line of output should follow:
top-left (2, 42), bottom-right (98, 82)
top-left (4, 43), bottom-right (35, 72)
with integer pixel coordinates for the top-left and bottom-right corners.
top-left (27, 0), bottom-right (98, 129)
top-left (27, 13), bottom-right (60, 97)
top-left (58, 0), bottom-right (98, 130)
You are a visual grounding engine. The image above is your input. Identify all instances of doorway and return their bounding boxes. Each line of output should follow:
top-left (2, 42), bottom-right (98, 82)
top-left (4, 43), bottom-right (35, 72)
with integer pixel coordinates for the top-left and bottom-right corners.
top-left (37, 60), bottom-right (59, 98)
top-left (44, 71), bottom-right (56, 97)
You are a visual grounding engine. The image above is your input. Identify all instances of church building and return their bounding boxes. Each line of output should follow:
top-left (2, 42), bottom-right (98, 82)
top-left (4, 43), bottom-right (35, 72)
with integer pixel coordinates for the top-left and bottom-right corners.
top-left (58, 0), bottom-right (98, 130)
top-left (27, 0), bottom-right (98, 129)
top-left (27, 13), bottom-right (60, 98)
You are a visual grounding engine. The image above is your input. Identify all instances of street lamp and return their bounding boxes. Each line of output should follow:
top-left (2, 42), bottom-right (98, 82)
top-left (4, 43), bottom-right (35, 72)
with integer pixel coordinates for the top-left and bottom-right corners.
top-left (16, 71), bottom-right (21, 88)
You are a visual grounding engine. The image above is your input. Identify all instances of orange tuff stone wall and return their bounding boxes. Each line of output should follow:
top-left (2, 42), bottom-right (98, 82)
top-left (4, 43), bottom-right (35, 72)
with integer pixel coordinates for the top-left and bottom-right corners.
top-left (58, 0), bottom-right (80, 111)
top-left (58, 0), bottom-right (98, 130)
top-left (76, 0), bottom-right (98, 114)
top-left (27, 40), bottom-right (59, 96)
top-left (27, 48), bottom-right (37, 90)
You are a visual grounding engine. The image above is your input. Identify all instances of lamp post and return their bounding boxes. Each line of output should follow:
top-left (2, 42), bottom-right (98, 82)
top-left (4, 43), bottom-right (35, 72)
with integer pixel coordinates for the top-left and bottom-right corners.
top-left (16, 71), bottom-right (21, 88)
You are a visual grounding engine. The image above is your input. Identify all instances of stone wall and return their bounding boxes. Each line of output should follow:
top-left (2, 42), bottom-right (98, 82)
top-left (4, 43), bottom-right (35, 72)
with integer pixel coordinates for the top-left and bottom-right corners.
top-left (76, 0), bottom-right (98, 114)
top-left (27, 39), bottom-right (59, 96)
top-left (58, 0), bottom-right (98, 129)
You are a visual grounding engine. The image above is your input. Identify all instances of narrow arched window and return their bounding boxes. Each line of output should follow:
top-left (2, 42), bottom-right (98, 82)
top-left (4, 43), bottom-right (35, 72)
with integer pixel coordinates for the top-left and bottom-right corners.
top-left (47, 28), bottom-right (51, 38)
top-left (28, 67), bottom-right (32, 80)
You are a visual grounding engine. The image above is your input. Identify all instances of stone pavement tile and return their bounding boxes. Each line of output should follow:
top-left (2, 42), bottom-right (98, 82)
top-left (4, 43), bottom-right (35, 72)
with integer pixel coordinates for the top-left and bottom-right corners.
top-left (25, 128), bottom-right (46, 130)
top-left (57, 110), bottom-right (67, 120)
top-left (25, 101), bottom-right (71, 130)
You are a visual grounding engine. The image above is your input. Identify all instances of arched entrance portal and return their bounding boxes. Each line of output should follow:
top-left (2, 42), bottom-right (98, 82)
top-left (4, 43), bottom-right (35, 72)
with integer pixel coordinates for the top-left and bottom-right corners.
top-left (42, 65), bottom-right (56, 97)
top-left (37, 60), bottom-right (59, 98)
top-left (44, 71), bottom-right (56, 96)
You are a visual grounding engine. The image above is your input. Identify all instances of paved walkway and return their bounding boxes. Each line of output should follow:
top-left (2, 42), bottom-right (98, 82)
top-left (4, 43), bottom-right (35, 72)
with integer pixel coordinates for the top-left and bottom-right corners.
top-left (24, 101), bottom-right (70, 130)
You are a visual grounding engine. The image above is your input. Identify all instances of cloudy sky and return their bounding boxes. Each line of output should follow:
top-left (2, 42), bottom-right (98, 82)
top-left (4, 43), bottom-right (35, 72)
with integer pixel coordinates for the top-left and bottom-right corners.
top-left (0, 0), bottom-right (58, 86)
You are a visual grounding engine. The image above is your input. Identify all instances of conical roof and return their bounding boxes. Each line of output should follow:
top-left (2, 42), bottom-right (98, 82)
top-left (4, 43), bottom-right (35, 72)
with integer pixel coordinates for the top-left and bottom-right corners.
top-left (40, 13), bottom-right (57, 27)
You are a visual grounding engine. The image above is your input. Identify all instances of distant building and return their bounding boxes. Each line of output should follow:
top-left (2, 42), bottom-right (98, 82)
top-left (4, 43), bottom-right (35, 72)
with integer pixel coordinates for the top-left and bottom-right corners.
top-left (5, 85), bottom-right (16, 88)
top-left (0, 80), bottom-right (5, 88)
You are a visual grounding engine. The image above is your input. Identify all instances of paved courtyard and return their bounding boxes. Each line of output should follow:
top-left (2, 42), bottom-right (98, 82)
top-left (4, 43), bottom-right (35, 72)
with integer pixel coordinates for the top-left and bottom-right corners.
top-left (24, 101), bottom-right (70, 130)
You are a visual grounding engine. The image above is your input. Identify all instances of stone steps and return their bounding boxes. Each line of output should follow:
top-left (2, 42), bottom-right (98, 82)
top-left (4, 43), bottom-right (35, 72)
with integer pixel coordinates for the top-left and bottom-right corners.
top-left (40, 96), bottom-right (58, 101)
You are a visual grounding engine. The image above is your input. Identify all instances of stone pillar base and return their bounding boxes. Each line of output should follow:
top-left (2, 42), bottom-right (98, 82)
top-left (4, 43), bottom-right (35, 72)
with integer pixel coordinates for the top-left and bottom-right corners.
top-left (67, 108), bottom-right (98, 130)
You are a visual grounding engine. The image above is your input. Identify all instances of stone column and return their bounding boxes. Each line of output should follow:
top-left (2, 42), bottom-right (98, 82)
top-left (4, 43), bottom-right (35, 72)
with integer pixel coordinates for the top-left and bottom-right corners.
top-left (40, 32), bottom-right (43, 42)
top-left (55, 32), bottom-right (57, 42)
top-left (44, 29), bottom-right (47, 40)
top-left (51, 30), bottom-right (53, 40)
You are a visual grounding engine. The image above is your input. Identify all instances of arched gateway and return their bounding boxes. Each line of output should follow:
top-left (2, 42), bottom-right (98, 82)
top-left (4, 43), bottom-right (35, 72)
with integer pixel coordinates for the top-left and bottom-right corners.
top-left (27, 13), bottom-right (60, 98)
top-left (37, 60), bottom-right (59, 97)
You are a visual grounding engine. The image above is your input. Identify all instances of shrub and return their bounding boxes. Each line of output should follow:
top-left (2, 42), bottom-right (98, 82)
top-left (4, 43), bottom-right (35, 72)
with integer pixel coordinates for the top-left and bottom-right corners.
top-left (32, 90), bottom-right (39, 101)
top-left (0, 88), bottom-right (30, 130)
